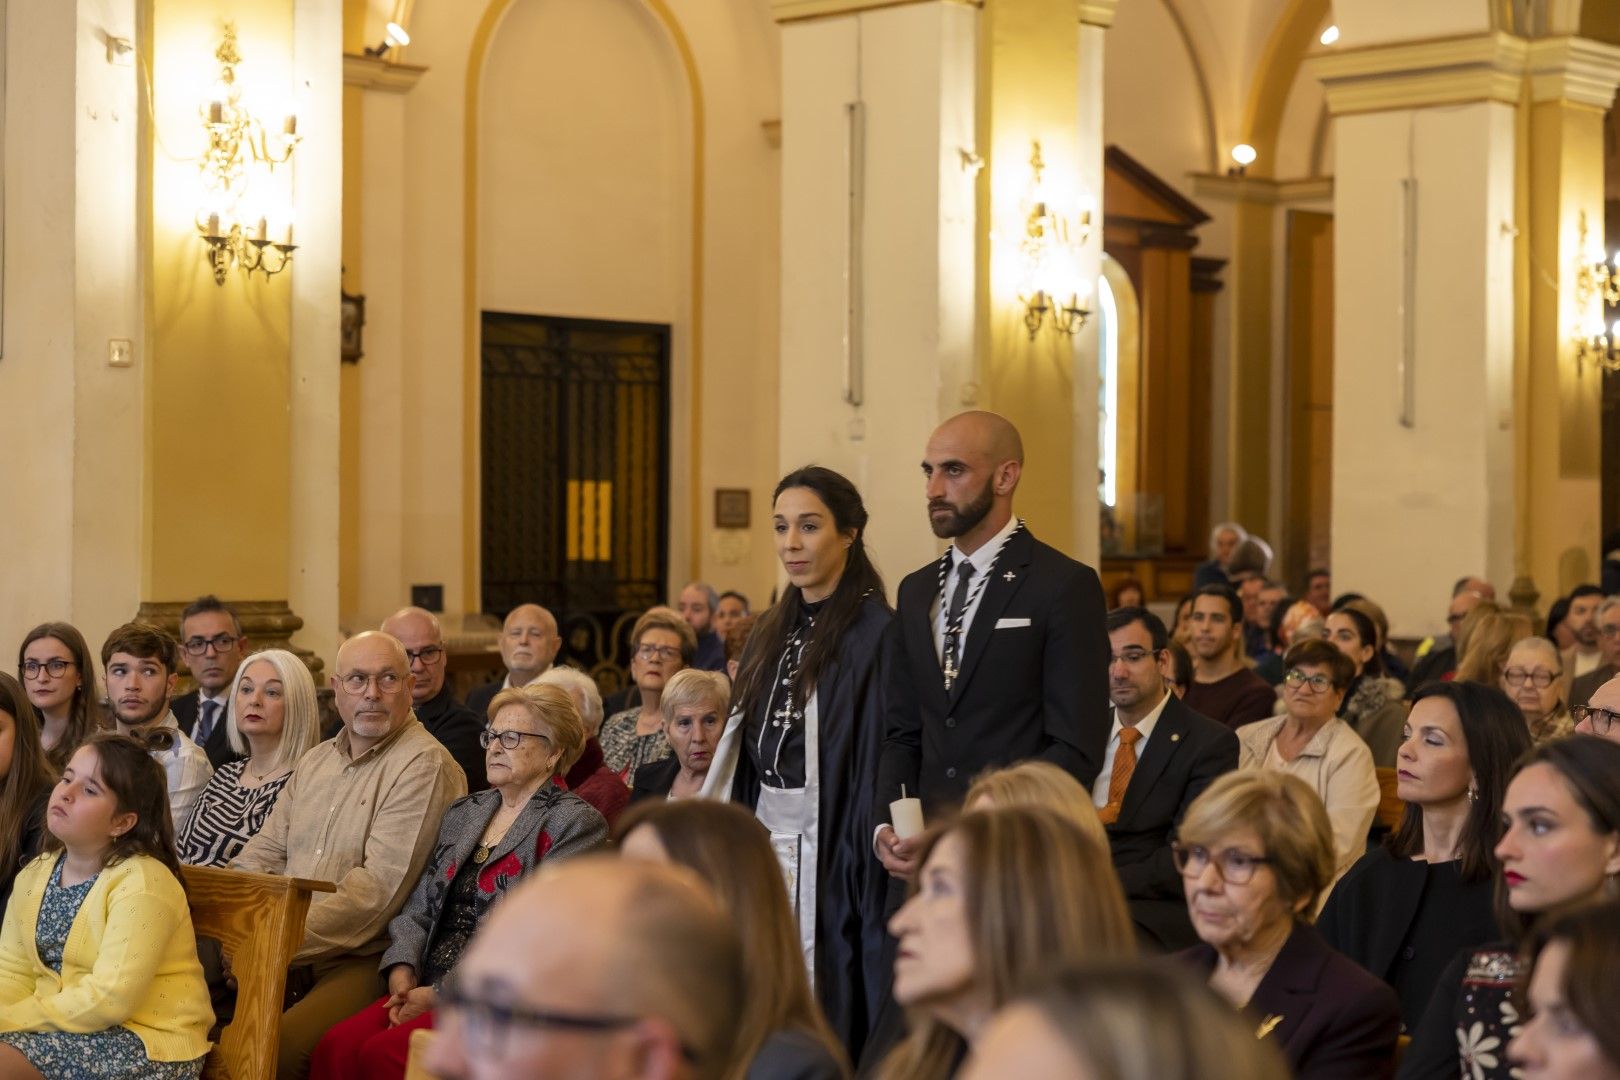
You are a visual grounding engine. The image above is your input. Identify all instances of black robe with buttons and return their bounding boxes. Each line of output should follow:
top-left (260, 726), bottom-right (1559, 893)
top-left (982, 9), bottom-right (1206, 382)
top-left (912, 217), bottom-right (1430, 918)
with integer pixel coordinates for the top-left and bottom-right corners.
top-left (729, 593), bottom-right (893, 1062)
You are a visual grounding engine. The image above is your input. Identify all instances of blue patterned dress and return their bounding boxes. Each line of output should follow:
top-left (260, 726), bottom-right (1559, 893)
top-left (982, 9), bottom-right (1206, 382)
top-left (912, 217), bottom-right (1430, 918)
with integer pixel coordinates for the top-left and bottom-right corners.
top-left (0, 856), bottom-right (204, 1080)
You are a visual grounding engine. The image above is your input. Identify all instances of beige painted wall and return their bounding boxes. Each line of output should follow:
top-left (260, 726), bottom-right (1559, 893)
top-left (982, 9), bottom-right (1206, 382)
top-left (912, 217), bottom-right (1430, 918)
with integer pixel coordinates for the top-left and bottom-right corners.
top-left (348, 0), bottom-right (782, 627)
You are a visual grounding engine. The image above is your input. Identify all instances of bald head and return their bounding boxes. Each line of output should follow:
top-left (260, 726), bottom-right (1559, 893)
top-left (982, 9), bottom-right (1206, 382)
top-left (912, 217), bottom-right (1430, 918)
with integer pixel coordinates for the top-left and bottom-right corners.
top-left (426, 856), bottom-right (744, 1080)
top-left (922, 411), bottom-right (1024, 550)
top-left (501, 604), bottom-right (561, 685)
top-left (382, 607), bottom-right (448, 703)
top-left (333, 631), bottom-right (414, 749)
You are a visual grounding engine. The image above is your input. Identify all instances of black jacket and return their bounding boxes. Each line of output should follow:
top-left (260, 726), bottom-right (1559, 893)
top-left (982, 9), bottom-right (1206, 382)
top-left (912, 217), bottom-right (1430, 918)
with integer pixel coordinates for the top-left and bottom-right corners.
top-left (171, 690), bottom-right (242, 770)
top-left (415, 684), bottom-right (488, 792)
top-left (1316, 846), bottom-right (1499, 1032)
top-left (877, 525), bottom-right (1110, 814)
top-left (1105, 693), bottom-right (1238, 951)
top-left (629, 757), bottom-right (680, 804)
top-left (1180, 922), bottom-right (1401, 1080)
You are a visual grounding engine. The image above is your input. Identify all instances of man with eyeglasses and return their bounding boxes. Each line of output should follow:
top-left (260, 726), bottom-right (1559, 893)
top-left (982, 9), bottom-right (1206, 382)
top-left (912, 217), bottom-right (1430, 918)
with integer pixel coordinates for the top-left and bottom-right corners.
top-left (381, 606), bottom-right (487, 791)
top-left (1099, 607), bottom-right (1238, 952)
top-left (234, 630), bottom-right (466, 1080)
top-left (170, 594), bottom-right (250, 769)
top-left (468, 604), bottom-right (562, 721)
top-left (424, 857), bottom-right (743, 1080)
top-left (1571, 596), bottom-right (1620, 709)
top-left (1573, 675), bottom-right (1620, 744)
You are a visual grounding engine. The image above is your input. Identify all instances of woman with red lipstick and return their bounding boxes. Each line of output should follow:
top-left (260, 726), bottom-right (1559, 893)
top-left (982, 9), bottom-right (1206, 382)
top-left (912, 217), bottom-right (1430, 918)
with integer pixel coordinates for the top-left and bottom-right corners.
top-left (705, 466), bottom-right (895, 1059)
top-left (1400, 736), bottom-right (1620, 1080)
top-left (1319, 681), bottom-right (1532, 1032)
top-left (629, 669), bottom-right (728, 802)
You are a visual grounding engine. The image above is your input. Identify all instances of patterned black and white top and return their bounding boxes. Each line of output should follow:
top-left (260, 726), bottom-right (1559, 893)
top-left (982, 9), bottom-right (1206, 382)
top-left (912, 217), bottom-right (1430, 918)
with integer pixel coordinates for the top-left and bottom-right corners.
top-left (176, 760), bottom-right (293, 868)
top-left (599, 709), bottom-right (672, 785)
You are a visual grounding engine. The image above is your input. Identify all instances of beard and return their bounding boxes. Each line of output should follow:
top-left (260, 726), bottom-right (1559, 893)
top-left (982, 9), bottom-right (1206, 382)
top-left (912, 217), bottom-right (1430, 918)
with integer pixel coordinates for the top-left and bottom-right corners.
top-left (115, 694), bottom-right (169, 728)
top-left (929, 481), bottom-right (995, 539)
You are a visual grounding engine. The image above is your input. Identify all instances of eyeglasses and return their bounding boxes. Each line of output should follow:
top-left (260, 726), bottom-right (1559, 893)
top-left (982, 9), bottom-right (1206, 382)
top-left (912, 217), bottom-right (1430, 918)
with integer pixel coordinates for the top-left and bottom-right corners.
top-left (1283, 669), bottom-right (1333, 693)
top-left (1108, 648), bottom-right (1160, 666)
top-left (438, 974), bottom-right (697, 1062)
top-left (336, 670), bottom-right (403, 695)
top-left (21, 659), bottom-right (75, 680)
top-left (479, 727), bottom-right (552, 751)
top-left (1601, 625), bottom-right (1620, 640)
top-left (404, 646), bottom-right (444, 667)
top-left (634, 644), bottom-right (681, 661)
top-left (1571, 705), bottom-right (1619, 734)
top-left (183, 634), bottom-right (241, 657)
top-left (1504, 667), bottom-right (1560, 689)
top-left (1171, 842), bottom-right (1272, 885)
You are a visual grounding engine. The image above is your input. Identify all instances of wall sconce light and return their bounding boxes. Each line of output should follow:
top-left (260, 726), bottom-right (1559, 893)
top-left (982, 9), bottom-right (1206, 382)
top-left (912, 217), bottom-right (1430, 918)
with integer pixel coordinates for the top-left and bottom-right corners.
top-left (1574, 211), bottom-right (1620, 374)
top-left (364, 22), bottom-right (412, 58)
top-left (195, 22), bottom-right (301, 285)
top-left (1016, 141), bottom-right (1092, 341)
top-left (1228, 143), bottom-right (1257, 177)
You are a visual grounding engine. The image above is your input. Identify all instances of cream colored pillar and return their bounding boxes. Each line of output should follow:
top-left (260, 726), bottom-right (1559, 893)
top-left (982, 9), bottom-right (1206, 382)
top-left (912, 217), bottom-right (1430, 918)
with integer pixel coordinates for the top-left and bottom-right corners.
top-left (775, 0), bottom-right (979, 582)
top-left (1316, 32), bottom-right (1620, 638)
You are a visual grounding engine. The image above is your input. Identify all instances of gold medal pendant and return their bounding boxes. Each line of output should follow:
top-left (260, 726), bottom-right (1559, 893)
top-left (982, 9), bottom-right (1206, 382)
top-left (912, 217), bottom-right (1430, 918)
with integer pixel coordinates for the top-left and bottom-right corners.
top-left (472, 845), bottom-right (491, 865)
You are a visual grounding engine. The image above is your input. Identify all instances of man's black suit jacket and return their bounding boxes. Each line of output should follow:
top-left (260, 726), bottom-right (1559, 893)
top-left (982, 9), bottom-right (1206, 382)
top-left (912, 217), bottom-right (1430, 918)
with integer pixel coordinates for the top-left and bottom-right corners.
top-left (877, 525), bottom-right (1110, 814)
top-left (171, 690), bottom-right (241, 771)
top-left (1105, 692), bottom-right (1238, 951)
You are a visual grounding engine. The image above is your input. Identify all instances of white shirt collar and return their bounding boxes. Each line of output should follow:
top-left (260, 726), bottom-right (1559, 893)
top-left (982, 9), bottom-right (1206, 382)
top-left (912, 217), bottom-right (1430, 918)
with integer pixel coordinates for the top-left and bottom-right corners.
top-left (950, 515), bottom-right (1019, 577)
top-left (1109, 689), bottom-right (1172, 746)
top-left (198, 688), bottom-right (230, 708)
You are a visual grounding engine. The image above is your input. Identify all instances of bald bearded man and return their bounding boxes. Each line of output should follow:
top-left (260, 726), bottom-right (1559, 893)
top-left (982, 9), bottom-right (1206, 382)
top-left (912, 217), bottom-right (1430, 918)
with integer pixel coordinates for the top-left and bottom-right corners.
top-left (878, 411), bottom-right (1110, 853)
top-left (468, 603), bottom-right (562, 721)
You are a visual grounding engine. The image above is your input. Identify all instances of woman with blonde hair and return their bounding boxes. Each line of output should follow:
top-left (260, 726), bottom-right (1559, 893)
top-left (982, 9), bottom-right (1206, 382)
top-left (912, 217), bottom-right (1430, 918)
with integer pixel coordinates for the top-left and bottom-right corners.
top-left (963, 760), bottom-right (1106, 846)
top-left (1453, 605), bottom-right (1532, 686)
top-left (961, 962), bottom-right (1291, 1080)
top-left (630, 669), bottom-right (730, 802)
top-left (1175, 770), bottom-right (1399, 1078)
top-left (600, 607), bottom-right (697, 782)
top-left (876, 806), bottom-right (1136, 1080)
top-left (177, 648), bottom-right (322, 866)
top-left (618, 799), bottom-right (847, 1080)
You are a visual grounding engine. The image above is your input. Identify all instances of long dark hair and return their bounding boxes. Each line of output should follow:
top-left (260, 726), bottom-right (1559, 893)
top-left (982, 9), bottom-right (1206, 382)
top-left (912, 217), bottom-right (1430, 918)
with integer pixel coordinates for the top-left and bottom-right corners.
top-left (43, 731), bottom-right (185, 882)
top-left (1497, 735), bottom-right (1620, 939)
top-left (1330, 606), bottom-right (1384, 678)
top-left (17, 622), bottom-right (101, 772)
top-left (1388, 681), bottom-right (1532, 882)
top-left (0, 674), bottom-right (56, 883)
top-left (733, 467), bottom-right (889, 725)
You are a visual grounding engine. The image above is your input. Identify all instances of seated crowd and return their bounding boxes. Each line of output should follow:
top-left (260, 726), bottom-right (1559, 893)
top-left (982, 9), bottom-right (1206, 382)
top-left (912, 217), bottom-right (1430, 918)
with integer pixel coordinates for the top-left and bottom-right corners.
top-left (1, 537), bottom-right (1619, 1080)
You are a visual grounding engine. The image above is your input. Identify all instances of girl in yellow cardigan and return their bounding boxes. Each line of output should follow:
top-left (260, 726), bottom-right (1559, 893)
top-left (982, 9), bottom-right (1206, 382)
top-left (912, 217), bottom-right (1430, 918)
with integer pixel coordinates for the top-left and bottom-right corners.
top-left (0, 732), bottom-right (213, 1079)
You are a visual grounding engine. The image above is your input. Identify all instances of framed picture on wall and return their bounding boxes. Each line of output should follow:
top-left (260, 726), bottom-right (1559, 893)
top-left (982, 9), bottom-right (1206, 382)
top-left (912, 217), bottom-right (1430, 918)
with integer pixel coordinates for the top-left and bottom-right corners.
top-left (714, 488), bottom-right (750, 530)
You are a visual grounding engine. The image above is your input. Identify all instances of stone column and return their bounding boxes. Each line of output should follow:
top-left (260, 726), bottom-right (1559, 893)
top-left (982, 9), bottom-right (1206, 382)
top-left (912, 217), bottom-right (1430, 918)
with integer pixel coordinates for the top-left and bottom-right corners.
top-left (1316, 30), bottom-right (1620, 636)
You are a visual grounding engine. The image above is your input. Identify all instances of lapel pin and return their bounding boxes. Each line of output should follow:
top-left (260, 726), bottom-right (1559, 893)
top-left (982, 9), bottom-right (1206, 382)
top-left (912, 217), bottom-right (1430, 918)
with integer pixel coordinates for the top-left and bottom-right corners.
top-left (1003, 571), bottom-right (1017, 582)
top-left (1171, 733), bottom-right (1182, 742)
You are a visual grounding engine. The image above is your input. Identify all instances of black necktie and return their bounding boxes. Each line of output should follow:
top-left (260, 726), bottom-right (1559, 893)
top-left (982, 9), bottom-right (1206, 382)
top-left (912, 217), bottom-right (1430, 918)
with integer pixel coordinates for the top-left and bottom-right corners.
top-left (945, 560), bottom-right (975, 670)
top-left (196, 700), bottom-right (220, 744)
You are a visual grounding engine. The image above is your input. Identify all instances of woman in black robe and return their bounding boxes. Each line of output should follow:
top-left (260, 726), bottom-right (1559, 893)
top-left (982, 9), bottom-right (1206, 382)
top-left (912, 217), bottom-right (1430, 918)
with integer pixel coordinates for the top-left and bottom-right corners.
top-left (706, 466), bottom-right (893, 1062)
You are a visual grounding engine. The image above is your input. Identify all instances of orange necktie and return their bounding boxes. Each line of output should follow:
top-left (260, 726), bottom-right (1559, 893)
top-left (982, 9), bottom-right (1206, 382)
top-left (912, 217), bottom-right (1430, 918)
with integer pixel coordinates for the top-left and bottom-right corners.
top-left (1097, 727), bottom-right (1142, 825)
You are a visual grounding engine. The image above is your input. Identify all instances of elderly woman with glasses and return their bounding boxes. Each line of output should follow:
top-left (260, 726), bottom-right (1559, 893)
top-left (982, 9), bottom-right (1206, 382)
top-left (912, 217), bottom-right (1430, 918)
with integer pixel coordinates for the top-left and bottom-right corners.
top-left (309, 683), bottom-right (609, 1080)
top-left (599, 607), bottom-right (697, 784)
top-left (1175, 770), bottom-right (1401, 1080)
top-left (1235, 639), bottom-right (1380, 889)
top-left (1500, 636), bottom-right (1572, 744)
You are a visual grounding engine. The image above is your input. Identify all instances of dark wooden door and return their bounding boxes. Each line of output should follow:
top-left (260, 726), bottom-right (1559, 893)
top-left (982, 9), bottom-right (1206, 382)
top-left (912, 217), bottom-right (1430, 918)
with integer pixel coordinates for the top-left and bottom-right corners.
top-left (481, 312), bottom-right (670, 696)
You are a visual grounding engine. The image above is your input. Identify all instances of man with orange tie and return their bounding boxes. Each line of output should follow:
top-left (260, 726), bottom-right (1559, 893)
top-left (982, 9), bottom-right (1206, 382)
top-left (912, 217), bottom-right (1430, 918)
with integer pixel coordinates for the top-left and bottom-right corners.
top-left (1099, 606), bottom-right (1238, 951)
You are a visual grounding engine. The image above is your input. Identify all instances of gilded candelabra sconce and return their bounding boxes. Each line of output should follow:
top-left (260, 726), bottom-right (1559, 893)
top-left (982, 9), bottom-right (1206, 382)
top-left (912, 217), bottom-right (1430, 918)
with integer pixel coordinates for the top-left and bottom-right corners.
top-left (1016, 141), bottom-right (1092, 341)
top-left (1574, 211), bottom-right (1620, 374)
top-left (195, 22), bottom-right (301, 284)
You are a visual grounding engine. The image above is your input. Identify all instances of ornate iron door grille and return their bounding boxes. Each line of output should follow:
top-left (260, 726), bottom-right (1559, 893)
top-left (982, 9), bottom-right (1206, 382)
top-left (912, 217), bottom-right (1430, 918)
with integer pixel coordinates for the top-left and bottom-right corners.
top-left (481, 312), bottom-right (671, 696)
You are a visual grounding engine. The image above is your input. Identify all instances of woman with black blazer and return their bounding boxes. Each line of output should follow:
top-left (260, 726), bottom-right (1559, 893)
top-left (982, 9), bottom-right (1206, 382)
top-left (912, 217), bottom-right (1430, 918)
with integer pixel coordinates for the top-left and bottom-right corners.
top-left (1175, 770), bottom-right (1400, 1080)
top-left (628, 670), bottom-right (727, 803)
top-left (1318, 681), bottom-right (1531, 1032)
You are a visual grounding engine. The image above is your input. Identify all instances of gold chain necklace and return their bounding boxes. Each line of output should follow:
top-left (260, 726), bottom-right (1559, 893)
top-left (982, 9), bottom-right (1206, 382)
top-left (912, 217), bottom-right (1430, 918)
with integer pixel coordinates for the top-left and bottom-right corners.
top-left (472, 808), bottom-right (521, 864)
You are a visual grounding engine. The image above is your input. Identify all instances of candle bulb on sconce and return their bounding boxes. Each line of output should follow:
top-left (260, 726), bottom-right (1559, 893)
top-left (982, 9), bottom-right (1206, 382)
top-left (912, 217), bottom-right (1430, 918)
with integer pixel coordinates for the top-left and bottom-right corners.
top-left (284, 114), bottom-right (297, 136)
top-left (255, 216), bottom-right (268, 242)
top-left (208, 101), bottom-right (223, 124)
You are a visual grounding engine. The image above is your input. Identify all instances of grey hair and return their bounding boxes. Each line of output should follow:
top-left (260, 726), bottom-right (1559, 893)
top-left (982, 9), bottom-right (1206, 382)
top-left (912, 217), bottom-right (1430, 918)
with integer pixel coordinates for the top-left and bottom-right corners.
top-left (1600, 595), bottom-right (1620, 621)
top-left (1208, 522), bottom-right (1247, 550)
top-left (680, 582), bottom-right (720, 613)
top-left (534, 666), bottom-right (605, 737)
top-left (226, 648), bottom-right (322, 773)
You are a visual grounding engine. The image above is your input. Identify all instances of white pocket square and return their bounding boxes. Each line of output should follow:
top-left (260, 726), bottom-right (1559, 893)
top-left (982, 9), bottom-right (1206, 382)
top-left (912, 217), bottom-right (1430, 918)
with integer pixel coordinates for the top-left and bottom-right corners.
top-left (994, 617), bottom-right (1032, 629)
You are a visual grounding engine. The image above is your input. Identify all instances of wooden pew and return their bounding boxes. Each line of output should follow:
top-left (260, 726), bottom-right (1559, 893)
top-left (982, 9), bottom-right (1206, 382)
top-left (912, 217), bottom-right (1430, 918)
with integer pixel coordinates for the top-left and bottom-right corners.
top-left (180, 865), bottom-right (335, 1080)
top-left (1375, 767), bottom-right (1405, 832)
top-left (404, 1029), bottom-right (439, 1080)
